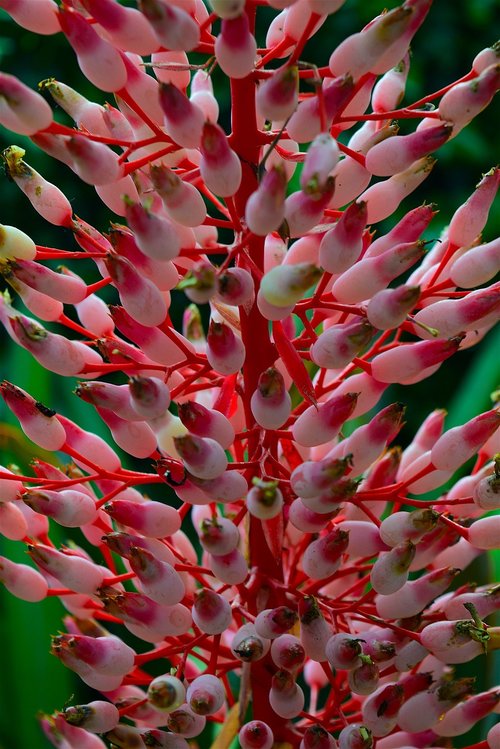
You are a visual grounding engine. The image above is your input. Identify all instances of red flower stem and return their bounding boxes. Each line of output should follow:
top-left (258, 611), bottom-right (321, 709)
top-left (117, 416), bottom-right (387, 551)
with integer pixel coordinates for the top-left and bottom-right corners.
top-left (123, 145), bottom-right (178, 175)
top-left (335, 108), bottom-right (441, 123)
top-left (336, 141), bottom-right (367, 166)
top-left (101, 571), bottom-right (136, 585)
top-left (116, 88), bottom-right (165, 138)
top-left (407, 69), bottom-right (477, 109)
top-left (288, 12), bottom-right (322, 65)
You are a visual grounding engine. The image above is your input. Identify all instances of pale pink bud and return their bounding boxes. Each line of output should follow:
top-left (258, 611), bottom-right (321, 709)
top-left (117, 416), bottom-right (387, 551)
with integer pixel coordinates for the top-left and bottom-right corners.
top-left (200, 121), bottom-right (242, 197)
top-left (327, 372), bottom-right (387, 419)
top-left (419, 621), bottom-right (484, 664)
top-left (186, 674), bottom-right (225, 717)
top-left (215, 14), bottom-right (257, 79)
top-left (447, 166), bottom-right (500, 247)
top-left (246, 479), bottom-right (284, 520)
top-left (269, 669), bottom-right (305, 719)
top-left (338, 520), bottom-right (389, 557)
top-left (331, 240), bottom-right (425, 303)
top-left (52, 633), bottom-right (135, 678)
top-left (197, 516), bottom-right (239, 555)
top-left (433, 690), bottom-right (500, 736)
top-left (380, 508), bottom-right (439, 547)
top-left (287, 74), bottom-right (355, 143)
top-left (138, 0), bottom-right (200, 52)
top-left (188, 469), bottom-right (247, 504)
top-left (52, 714), bottom-right (107, 749)
top-left (58, 7), bottom-right (127, 92)
top-left (9, 315), bottom-right (90, 376)
top-left (293, 392), bottom-right (358, 447)
top-left (255, 607), bottom-right (298, 640)
top-left (445, 586), bottom-right (500, 621)
top-left (302, 528), bottom-right (349, 579)
top-left (23, 489), bottom-right (97, 527)
top-left (288, 499), bottom-right (334, 532)
top-left (97, 406), bottom-right (158, 458)
top-left (0, 381), bottom-right (66, 450)
top-left (100, 587), bottom-right (191, 642)
top-left (104, 499), bottom-right (180, 539)
top-left (366, 284), bottom-right (420, 329)
top-left (231, 623), bottom-right (270, 662)
top-left (256, 65), bottom-right (298, 122)
top-left (326, 633), bottom-right (363, 670)
top-left (65, 135), bottom-right (123, 185)
top-left (376, 566), bottom-right (460, 619)
top-left (370, 336), bottom-right (462, 384)
top-left (0, 500), bottom-right (27, 540)
top-left (361, 156), bottom-right (435, 224)
top-left (174, 434), bottom-right (228, 480)
top-left (129, 376), bottom-right (170, 420)
top-left (206, 320), bottom-right (245, 375)
top-left (338, 724), bottom-right (373, 749)
top-left (63, 701), bottom-right (120, 734)
top-left (366, 123), bottom-right (451, 177)
top-left (468, 515), bottom-right (500, 550)
top-left (449, 237), bottom-right (500, 288)
top-left (193, 588), bottom-right (232, 634)
top-left (348, 659), bottom-right (380, 696)
top-left (211, 550), bottom-right (251, 584)
top-left (262, 261), bottom-right (321, 308)
top-left (0, 0), bottom-right (59, 34)
top-left (488, 723), bottom-right (500, 749)
top-left (319, 201), bottom-right (367, 273)
top-left (111, 307), bottom-right (188, 367)
top-left (128, 546), bottom-right (185, 606)
top-left (365, 202), bottom-right (435, 257)
top-left (0, 556), bottom-right (48, 602)
top-left (270, 634), bottom-right (306, 672)
top-left (11, 261), bottom-right (85, 305)
top-left (215, 267), bottom-right (254, 308)
top-left (2, 146), bottom-right (73, 226)
top-left (311, 318), bottom-right (374, 369)
top-left (0, 223), bottom-right (36, 261)
top-left (239, 721), bottom-right (274, 749)
top-left (439, 63), bottom-right (500, 134)
top-left (58, 415), bottom-right (121, 473)
top-left (370, 540), bottom-right (415, 594)
top-left (0, 72), bottom-right (52, 135)
top-left (250, 366), bottom-right (291, 429)
top-left (124, 199), bottom-right (181, 262)
top-left (0, 465), bottom-right (23, 503)
top-left (372, 56), bottom-right (410, 112)
top-left (299, 596), bottom-right (331, 661)
top-left (245, 165), bottom-right (287, 235)
top-left (179, 261), bottom-right (217, 305)
top-left (178, 400), bottom-right (234, 449)
top-left (105, 254), bottom-right (167, 327)
top-left (159, 83), bottom-right (205, 149)
top-left (29, 544), bottom-right (104, 594)
top-left (301, 133), bottom-right (340, 191)
top-left (150, 164), bottom-right (207, 228)
top-left (431, 408), bottom-right (500, 471)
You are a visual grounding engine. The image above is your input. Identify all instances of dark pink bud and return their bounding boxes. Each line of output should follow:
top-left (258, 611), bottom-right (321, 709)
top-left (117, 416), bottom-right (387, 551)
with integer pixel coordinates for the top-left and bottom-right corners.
top-left (206, 320), bottom-right (245, 375)
top-left (105, 254), bottom-right (167, 327)
top-left (200, 122), bottom-right (242, 197)
top-left (245, 165), bottom-right (287, 236)
top-left (103, 499), bottom-right (180, 538)
top-left (0, 381), bottom-right (66, 450)
top-left (159, 83), bottom-right (204, 148)
top-left (256, 65), bottom-right (299, 122)
top-left (366, 123), bottom-right (452, 176)
top-left (319, 201), bottom-right (367, 273)
top-left (0, 71), bottom-right (52, 135)
top-left (214, 14), bottom-right (257, 79)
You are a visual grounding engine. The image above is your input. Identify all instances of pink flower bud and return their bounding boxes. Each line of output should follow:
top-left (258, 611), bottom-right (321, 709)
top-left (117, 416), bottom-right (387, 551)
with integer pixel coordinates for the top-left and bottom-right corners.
top-left (338, 724), bottom-right (373, 749)
top-left (255, 607), bottom-right (298, 639)
top-left (0, 556), bottom-right (48, 601)
top-left (370, 540), bottom-right (415, 595)
top-left (206, 320), bottom-right (245, 375)
top-left (124, 199), bottom-right (181, 262)
top-left (366, 284), bottom-right (420, 330)
top-left (489, 723), bottom-right (500, 749)
top-left (299, 595), bottom-right (331, 661)
top-left (245, 165), bottom-right (287, 235)
top-left (215, 267), bottom-right (254, 308)
top-left (100, 587), bottom-right (192, 642)
top-left (0, 72), bottom-right (52, 135)
top-left (0, 0), bottom-right (59, 34)
top-left (138, 0), bottom-right (200, 52)
top-left (0, 381), bottom-right (66, 450)
top-left (413, 284), bottom-right (500, 340)
top-left (174, 434), bottom-right (228, 480)
top-left (23, 489), bottom-right (97, 527)
top-left (246, 479), bottom-right (284, 520)
top-left (232, 623), bottom-right (270, 662)
top-left (366, 123), bottom-right (451, 177)
top-left (261, 263), bottom-right (321, 307)
top-left (365, 202), bottom-right (435, 257)
top-left (96, 406), bottom-right (158, 458)
top-left (467, 515), bottom-right (500, 550)
top-left (371, 336), bottom-right (462, 384)
top-left (0, 499), bottom-right (27, 540)
top-left (333, 239), bottom-right (426, 303)
top-left (58, 415), bottom-right (121, 472)
top-left (105, 254), bottom-right (167, 326)
top-left (111, 306), bottom-right (189, 366)
top-left (284, 178), bottom-right (335, 237)
top-left (58, 7), bottom-right (127, 92)
top-left (150, 164), bottom-right (207, 228)
top-left (433, 690), bottom-right (500, 736)
top-left (159, 83), bottom-right (204, 149)
top-left (269, 669), bottom-right (304, 719)
top-left (2, 146), bottom-right (73, 226)
top-left (326, 633), bottom-right (363, 670)
top-left (53, 714), bottom-right (107, 749)
top-left (301, 133), bottom-right (340, 191)
top-left (215, 14), bottom-right (257, 79)
top-left (287, 74), bottom-right (355, 143)
top-left (186, 674), bottom-right (225, 717)
top-left (250, 366), bottom-right (291, 429)
top-left (52, 633), bottom-right (135, 679)
top-left (329, 1), bottom-right (426, 79)
top-left (372, 56), bottom-right (410, 112)
top-left (29, 544), bottom-right (104, 594)
top-left (311, 318), bottom-right (374, 369)
top-left (293, 392), bottom-right (358, 447)
top-left (439, 63), bottom-right (500, 134)
top-left (256, 65), bottom-right (299, 122)
top-left (12, 261), bottom-right (86, 304)
top-left (338, 520), bottom-right (389, 557)
top-left (197, 516), bottom-right (239, 555)
top-left (239, 721), bottom-right (274, 749)
top-left (360, 156), bottom-right (436, 224)
top-left (446, 166), bottom-right (500, 247)
top-left (178, 401), bottom-right (234, 449)
top-left (376, 566), bottom-right (460, 619)
top-left (104, 499), bottom-right (180, 539)
top-left (449, 236), bottom-right (500, 288)
top-left (128, 546), bottom-right (185, 606)
top-left (431, 408), bottom-right (500, 471)
top-left (200, 122), bottom-right (242, 197)
top-left (302, 528), bottom-right (349, 579)
top-left (0, 223), bottom-right (36, 261)
top-left (9, 315), bottom-right (92, 376)
top-left (380, 508), bottom-right (439, 547)
top-left (319, 201), bottom-right (367, 273)
top-left (128, 376), bottom-right (170, 420)
top-left (62, 701), bottom-right (120, 734)
top-left (193, 588), bottom-right (232, 634)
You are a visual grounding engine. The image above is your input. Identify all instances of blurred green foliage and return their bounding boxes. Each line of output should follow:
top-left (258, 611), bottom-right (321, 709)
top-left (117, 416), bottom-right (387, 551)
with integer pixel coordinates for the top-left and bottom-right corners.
top-left (0, 1), bottom-right (499, 747)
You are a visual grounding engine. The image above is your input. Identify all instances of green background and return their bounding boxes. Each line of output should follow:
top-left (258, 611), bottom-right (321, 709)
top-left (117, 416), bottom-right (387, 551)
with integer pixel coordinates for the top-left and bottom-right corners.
top-left (0, 1), bottom-right (499, 747)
